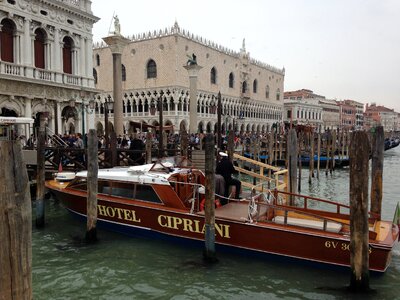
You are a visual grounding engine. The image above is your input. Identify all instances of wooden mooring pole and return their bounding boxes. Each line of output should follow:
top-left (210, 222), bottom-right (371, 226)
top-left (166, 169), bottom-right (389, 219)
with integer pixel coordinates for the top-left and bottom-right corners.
top-left (145, 132), bottom-right (152, 164)
top-left (36, 113), bottom-right (46, 228)
top-left (287, 129), bottom-right (298, 205)
top-left (203, 133), bottom-right (217, 262)
top-left (349, 131), bottom-right (370, 292)
top-left (146, 131), bottom-right (152, 164)
top-left (0, 140), bottom-right (32, 299)
top-left (180, 129), bottom-right (188, 158)
top-left (86, 130), bottom-right (98, 242)
top-left (370, 126), bottom-right (384, 220)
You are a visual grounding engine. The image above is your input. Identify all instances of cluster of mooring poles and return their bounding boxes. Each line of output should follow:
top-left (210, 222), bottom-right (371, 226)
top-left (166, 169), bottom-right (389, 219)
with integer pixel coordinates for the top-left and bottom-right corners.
top-left (0, 110), bottom-right (384, 296)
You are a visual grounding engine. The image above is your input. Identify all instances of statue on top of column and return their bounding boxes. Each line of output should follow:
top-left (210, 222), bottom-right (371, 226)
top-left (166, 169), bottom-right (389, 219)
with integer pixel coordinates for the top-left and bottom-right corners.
top-left (113, 15), bottom-right (121, 35)
top-left (186, 53), bottom-right (197, 66)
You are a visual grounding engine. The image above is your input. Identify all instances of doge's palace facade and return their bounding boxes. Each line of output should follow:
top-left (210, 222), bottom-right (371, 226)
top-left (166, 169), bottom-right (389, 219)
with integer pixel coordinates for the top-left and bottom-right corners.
top-left (93, 22), bottom-right (285, 135)
top-left (0, 0), bottom-right (98, 137)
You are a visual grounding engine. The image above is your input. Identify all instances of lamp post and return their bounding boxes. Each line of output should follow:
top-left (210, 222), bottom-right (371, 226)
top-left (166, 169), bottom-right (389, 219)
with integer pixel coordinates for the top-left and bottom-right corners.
top-left (69, 97), bottom-right (95, 147)
top-left (104, 95), bottom-right (113, 148)
top-left (158, 92), bottom-right (164, 158)
top-left (217, 91), bottom-right (222, 152)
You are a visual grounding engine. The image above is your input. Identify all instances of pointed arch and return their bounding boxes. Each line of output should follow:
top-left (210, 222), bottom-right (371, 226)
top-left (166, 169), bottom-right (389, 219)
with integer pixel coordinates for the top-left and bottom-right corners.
top-left (147, 59), bottom-right (157, 78)
top-left (229, 72), bottom-right (234, 88)
top-left (242, 81), bottom-right (248, 94)
top-left (122, 64), bottom-right (126, 81)
top-left (253, 79), bottom-right (258, 93)
top-left (276, 88), bottom-right (281, 101)
top-left (93, 68), bottom-right (98, 84)
top-left (210, 67), bottom-right (217, 84)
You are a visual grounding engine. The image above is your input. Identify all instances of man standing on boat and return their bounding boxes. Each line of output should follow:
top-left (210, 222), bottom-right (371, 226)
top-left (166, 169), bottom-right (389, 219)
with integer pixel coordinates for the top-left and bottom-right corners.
top-left (216, 152), bottom-right (241, 203)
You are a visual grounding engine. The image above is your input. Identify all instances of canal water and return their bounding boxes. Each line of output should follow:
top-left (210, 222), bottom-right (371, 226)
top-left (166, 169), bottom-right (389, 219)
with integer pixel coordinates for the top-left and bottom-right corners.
top-left (32, 147), bottom-right (400, 299)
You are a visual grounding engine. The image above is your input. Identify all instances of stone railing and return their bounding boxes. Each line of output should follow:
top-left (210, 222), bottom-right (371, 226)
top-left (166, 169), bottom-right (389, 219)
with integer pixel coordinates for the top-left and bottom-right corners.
top-left (63, 74), bottom-right (82, 86)
top-left (0, 61), bottom-right (24, 76)
top-left (0, 61), bottom-right (90, 87)
top-left (33, 69), bottom-right (53, 81)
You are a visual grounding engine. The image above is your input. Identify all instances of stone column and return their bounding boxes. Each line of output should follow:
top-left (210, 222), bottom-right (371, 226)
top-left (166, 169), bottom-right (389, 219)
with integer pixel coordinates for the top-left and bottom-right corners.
top-left (184, 64), bottom-right (202, 134)
top-left (24, 97), bottom-right (32, 137)
top-left (102, 34), bottom-right (129, 136)
top-left (54, 28), bottom-right (61, 72)
top-left (23, 18), bottom-right (32, 66)
top-left (86, 36), bottom-right (94, 87)
top-left (56, 101), bottom-right (62, 134)
top-left (80, 36), bottom-right (86, 77)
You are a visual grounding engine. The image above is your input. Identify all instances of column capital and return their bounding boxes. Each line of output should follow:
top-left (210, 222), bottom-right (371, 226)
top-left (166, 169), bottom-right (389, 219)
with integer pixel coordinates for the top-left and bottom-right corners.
top-left (102, 35), bottom-right (130, 54)
top-left (183, 64), bottom-right (203, 77)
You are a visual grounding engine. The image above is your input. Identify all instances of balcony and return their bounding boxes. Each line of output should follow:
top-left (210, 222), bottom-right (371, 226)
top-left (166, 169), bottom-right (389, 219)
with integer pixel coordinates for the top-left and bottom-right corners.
top-left (0, 61), bottom-right (25, 77)
top-left (0, 61), bottom-right (89, 87)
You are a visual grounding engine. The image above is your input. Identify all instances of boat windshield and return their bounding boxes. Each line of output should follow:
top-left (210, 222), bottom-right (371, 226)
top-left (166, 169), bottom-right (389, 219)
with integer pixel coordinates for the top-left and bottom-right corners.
top-left (150, 156), bottom-right (195, 172)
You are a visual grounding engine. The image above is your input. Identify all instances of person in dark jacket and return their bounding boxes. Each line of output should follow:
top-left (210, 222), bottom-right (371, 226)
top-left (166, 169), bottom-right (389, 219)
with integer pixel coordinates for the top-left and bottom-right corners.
top-left (216, 152), bottom-right (241, 202)
top-left (129, 134), bottom-right (145, 165)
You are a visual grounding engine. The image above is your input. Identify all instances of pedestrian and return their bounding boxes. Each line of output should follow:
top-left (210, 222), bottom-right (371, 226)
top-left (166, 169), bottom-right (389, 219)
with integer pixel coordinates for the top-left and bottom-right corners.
top-left (216, 152), bottom-right (241, 203)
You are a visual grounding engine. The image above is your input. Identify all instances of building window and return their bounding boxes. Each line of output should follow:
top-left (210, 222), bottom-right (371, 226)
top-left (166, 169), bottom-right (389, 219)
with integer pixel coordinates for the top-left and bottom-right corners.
top-left (229, 72), bottom-right (234, 88)
top-left (122, 64), bottom-right (126, 81)
top-left (147, 59), bottom-right (157, 78)
top-left (93, 68), bottom-right (98, 84)
top-left (265, 85), bottom-right (270, 99)
top-left (210, 67), bottom-right (217, 84)
top-left (62, 36), bottom-right (73, 74)
top-left (253, 79), bottom-right (258, 93)
top-left (34, 28), bottom-right (46, 69)
top-left (0, 19), bottom-right (15, 63)
top-left (96, 54), bottom-right (100, 66)
top-left (276, 88), bottom-right (281, 101)
top-left (242, 81), bottom-right (248, 94)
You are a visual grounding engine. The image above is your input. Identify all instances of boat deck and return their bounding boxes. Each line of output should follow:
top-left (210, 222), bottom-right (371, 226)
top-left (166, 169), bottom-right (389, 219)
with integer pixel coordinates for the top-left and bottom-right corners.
top-left (197, 201), bottom-right (267, 222)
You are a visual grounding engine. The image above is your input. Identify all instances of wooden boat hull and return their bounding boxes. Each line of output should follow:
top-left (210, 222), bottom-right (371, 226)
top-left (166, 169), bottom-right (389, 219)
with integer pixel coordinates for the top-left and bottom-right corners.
top-left (50, 189), bottom-right (396, 272)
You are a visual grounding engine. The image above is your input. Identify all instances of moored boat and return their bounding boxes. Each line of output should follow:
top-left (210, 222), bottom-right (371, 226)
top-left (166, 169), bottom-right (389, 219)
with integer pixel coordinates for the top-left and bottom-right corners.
top-left (45, 157), bottom-right (399, 272)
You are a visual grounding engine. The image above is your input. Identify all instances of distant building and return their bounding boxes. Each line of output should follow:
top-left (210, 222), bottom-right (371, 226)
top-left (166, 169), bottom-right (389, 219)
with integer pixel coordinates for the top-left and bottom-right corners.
top-left (283, 89), bottom-right (340, 131)
top-left (93, 22), bottom-right (285, 134)
top-left (318, 98), bottom-right (340, 130)
top-left (364, 103), bottom-right (398, 132)
top-left (283, 89), bottom-right (325, 100)
top-left (0, 0), bottom-right (99, 136)
top-left (336, 100), bottom-right (357, 130)
top-left (340, 99), bottom-right (364, 129)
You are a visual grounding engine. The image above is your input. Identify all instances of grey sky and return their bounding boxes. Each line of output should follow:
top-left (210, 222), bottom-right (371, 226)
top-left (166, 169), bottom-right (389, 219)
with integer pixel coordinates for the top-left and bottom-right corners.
top-left (92, 0), bottom-right (400, 112)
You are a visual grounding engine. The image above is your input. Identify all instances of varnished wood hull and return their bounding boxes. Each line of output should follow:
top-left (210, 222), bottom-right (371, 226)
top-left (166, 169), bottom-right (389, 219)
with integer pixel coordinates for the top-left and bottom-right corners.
top-left (49, 188), bottom-right (397, 273)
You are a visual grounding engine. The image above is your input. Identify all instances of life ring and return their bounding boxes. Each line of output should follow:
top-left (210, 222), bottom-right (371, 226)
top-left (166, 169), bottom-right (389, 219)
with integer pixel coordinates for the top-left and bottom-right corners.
top-left (200, 198), bottom-right (222, 211)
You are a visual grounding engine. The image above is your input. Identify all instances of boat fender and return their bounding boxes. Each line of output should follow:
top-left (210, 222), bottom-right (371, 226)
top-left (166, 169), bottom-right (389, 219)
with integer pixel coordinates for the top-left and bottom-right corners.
top-left (200, 198), bottom-right (222, 211)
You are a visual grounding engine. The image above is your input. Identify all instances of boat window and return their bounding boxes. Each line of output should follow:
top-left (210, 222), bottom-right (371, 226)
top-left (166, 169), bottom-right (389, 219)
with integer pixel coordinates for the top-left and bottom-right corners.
top-left (98, 180), bottom-right (162, 203)
top-left (134, 184), bottom-right (162, 203)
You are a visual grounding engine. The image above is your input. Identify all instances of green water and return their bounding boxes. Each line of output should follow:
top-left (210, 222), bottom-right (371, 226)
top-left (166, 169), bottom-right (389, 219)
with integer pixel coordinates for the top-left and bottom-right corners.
top-left (32, 147), bottom-right (400, 299)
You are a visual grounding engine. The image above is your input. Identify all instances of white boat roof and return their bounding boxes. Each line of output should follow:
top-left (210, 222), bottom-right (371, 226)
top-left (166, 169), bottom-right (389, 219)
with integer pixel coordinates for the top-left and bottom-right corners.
top-left (0, 117), bottom-right (34, 125)
top-left (75, 163), bottom-right (188, 186)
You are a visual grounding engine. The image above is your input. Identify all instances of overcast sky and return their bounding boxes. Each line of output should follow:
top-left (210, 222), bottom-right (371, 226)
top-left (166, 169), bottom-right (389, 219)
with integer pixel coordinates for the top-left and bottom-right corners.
top-left (91, 0), bottom-right (400, 112)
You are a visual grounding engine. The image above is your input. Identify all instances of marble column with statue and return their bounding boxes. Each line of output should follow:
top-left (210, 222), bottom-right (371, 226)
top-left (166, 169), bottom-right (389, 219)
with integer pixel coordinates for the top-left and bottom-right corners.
top-left (102, 15), bottom-right (129, 136)
top-left (184, 53), bottom-right (202, 134)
